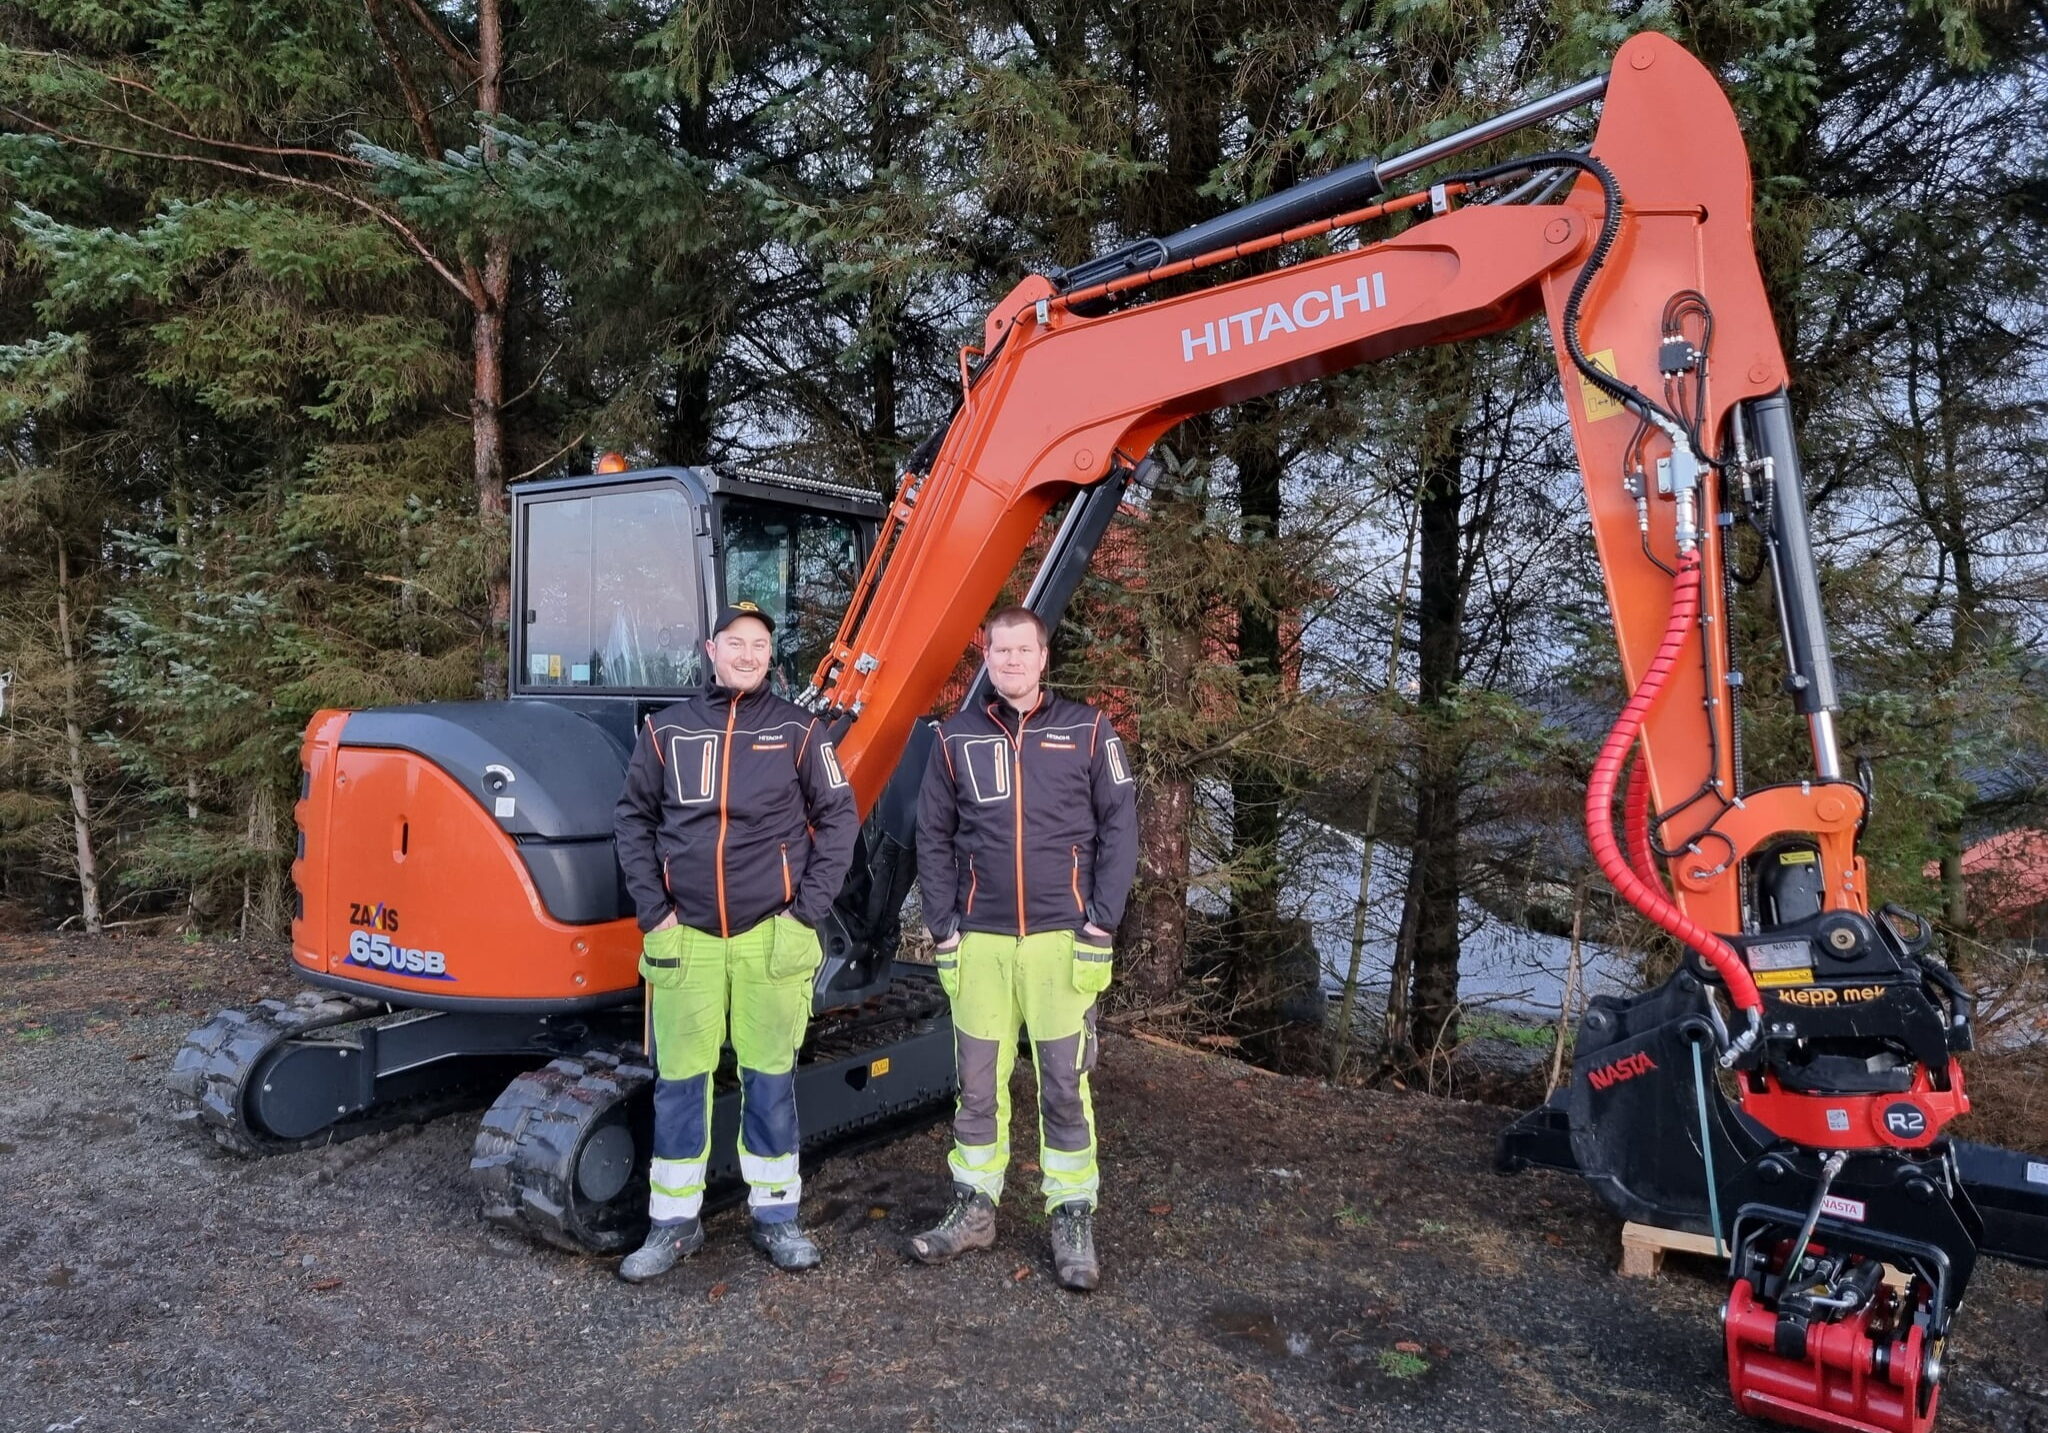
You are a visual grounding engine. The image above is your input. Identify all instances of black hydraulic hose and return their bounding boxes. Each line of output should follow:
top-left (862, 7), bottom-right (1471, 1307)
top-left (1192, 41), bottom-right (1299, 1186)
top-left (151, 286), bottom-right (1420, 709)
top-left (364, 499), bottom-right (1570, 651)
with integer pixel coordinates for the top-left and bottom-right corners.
top-left (1442, 152), bottom-right (1687, 438)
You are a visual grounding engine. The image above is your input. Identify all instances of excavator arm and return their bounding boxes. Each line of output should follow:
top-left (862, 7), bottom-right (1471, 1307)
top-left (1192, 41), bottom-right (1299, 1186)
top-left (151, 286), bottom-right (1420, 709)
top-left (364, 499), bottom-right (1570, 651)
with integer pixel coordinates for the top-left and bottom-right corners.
top-left (808, 32), bottom-right (2025, 1433)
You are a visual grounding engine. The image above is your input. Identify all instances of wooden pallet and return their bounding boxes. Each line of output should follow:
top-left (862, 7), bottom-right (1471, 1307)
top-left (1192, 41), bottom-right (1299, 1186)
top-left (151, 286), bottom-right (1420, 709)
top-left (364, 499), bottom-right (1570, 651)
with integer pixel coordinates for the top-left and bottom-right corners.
top-left (1619, 1221), bottom-right (1910, 1290)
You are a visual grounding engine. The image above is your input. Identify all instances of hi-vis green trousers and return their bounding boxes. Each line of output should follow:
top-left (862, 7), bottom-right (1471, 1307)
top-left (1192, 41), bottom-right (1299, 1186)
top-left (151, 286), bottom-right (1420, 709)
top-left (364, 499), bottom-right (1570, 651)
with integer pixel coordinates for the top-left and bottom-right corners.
top-left (937, 929), bottom-right (1113, 1211)
top-left (640, 915), bottom-right (821, 1226)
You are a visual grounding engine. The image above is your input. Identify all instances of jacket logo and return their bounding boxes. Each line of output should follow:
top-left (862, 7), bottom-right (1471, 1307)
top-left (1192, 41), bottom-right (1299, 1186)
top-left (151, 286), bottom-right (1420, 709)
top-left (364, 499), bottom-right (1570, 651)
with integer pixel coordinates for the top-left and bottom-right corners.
top-left (1587, 1051), bottom-right (1657, 1091)
top-left (1039, 736), bottom-right (1075, 750)
top-left (1181, 273), bottom-right (1387, 364)
top-left (751, 741), bottom-right (788, 751)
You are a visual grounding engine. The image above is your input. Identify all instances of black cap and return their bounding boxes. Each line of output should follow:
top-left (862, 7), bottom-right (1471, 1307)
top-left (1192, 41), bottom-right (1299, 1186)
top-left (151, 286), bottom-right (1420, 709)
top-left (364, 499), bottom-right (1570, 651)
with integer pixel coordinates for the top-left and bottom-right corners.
top-left (712, 600), bottom-right (776, 637)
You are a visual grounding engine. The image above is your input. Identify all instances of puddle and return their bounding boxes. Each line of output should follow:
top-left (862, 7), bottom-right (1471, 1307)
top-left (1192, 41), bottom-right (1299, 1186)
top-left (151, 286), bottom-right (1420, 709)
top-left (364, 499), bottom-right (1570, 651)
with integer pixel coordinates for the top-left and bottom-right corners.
top-left (1205, 1297), bottom-right (1443, 1392)
top-left (45, 1265), bottom-right (75, 1288)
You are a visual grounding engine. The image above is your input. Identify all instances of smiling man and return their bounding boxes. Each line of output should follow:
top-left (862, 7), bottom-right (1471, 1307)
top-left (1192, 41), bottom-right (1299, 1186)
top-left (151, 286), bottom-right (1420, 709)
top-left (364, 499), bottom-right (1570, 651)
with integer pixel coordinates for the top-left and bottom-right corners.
top-left (612, 601), bottom-right (858, 1280)
top-left (910, 605), bottom-right (1138, 1290)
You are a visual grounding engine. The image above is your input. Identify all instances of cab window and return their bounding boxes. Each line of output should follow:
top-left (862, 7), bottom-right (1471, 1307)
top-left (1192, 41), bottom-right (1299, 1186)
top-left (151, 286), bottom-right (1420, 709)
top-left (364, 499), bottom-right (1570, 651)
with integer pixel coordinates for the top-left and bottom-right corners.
top-left (523, 485), bottom-right (701, 690)
top-left (720, 499), bottom-right (862, 695)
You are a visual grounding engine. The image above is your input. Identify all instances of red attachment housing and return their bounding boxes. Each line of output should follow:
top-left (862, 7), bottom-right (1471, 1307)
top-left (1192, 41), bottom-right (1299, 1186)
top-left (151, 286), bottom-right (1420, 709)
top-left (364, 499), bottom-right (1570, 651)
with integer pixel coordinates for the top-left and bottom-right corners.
top-left (1742, 1062), bottom-right (1971, 1152)
top-left (1725, 1277), bottom-right (1936, 1433)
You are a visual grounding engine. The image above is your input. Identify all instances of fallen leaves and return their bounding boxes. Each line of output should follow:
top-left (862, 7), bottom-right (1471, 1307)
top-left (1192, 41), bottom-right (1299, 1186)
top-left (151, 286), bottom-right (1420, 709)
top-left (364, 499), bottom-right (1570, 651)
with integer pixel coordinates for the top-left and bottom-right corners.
top-left (307, 1277), bottom-right (343, 1292)
top-left (1010, 1264), bottom-right (1031, 1283)
top-left (1147, 1202), bottom-right (1173, 1217)
top-left (708, 1282), bottom-right (729, 1303)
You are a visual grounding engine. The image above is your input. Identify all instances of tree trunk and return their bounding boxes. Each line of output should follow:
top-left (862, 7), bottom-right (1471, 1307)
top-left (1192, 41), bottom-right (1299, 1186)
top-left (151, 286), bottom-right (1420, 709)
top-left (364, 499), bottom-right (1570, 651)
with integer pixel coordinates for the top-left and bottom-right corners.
top-left (1225, 399), bottom-right (1300, 1049)
top-left (54, 541), bottom-right (102, 934)
top-left (472, 0), bottom-right (512, 699)
top-left (1402, 359), bottom-right (1470, 1056)
top-left (1121, 769), bottom-right (1191, 1001)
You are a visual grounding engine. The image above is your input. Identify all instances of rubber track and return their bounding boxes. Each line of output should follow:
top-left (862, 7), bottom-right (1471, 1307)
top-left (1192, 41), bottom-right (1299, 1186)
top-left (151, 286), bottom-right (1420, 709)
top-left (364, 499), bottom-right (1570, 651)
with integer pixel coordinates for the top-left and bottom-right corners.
top-left (472, 1044), bottom-right (655, 1255)
top-left (169, 991), bottom-right (396, 1156)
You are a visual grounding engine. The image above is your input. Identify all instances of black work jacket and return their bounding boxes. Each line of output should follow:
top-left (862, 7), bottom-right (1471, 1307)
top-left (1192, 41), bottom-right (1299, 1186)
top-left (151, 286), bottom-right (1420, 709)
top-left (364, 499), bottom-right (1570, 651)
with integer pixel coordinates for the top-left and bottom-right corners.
top-left (917, 691), bottom-right (1139, 942)
top-left (614, 683), bottom-right (858, 937)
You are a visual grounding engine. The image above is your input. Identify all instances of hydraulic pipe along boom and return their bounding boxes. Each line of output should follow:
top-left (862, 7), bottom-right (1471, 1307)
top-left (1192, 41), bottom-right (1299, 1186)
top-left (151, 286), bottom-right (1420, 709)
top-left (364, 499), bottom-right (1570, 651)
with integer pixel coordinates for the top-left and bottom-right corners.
top-left (1055, 73), bottom-right (1608, 295)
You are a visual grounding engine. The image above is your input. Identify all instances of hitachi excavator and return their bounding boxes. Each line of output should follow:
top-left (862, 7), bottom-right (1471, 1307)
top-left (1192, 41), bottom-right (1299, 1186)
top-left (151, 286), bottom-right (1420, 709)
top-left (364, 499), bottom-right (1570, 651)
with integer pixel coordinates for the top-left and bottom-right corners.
top-left (169, 33), bottom-right (2045, 1432)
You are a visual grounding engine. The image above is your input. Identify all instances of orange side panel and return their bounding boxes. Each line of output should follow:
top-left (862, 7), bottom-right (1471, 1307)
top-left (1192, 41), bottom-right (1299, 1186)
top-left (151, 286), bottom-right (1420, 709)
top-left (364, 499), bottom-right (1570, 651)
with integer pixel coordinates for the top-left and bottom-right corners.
top-left (292, 713), bottom-right (639, 1002)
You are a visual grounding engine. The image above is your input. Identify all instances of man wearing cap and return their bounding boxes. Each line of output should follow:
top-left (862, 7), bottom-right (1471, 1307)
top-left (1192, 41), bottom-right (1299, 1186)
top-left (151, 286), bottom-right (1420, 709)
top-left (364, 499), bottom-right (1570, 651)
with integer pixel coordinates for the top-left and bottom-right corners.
top-left (908, 605), bottom-right (1138, 1291)
top-left (613, 600), bottom-right (859, 1279)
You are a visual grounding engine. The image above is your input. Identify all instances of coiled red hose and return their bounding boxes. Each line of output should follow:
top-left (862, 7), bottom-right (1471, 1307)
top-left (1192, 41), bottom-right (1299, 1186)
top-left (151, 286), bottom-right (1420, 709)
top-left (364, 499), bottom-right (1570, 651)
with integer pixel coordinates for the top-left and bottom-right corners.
top-left (1585, 554), bottom-right (1762, 1014)
top-left (1624, 758), bottom-right (1659, 890)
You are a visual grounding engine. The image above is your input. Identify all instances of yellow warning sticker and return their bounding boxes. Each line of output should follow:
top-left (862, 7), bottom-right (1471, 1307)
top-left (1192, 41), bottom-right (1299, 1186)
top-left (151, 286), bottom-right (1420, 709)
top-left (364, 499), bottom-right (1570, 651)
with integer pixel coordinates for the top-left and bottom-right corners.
top-left (869, 1057), bottom-right (891, 1078)
top-left (1756, 967), bottom-right (1816, 988)
top-left (549, 653), bottom-right (562, 678)
top-left (1578, 348), bottom-right (1624, 422)
top-left (1777, 849), bottom-right (1818, 865)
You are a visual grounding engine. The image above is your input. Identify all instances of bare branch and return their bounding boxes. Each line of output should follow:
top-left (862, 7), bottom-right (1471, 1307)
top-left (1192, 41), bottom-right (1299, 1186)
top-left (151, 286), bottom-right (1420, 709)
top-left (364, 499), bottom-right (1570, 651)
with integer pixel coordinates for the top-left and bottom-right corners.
top-left (392, 0), bottom-right (482, 78)
top-left (363, 0), bottom-right (444, 155)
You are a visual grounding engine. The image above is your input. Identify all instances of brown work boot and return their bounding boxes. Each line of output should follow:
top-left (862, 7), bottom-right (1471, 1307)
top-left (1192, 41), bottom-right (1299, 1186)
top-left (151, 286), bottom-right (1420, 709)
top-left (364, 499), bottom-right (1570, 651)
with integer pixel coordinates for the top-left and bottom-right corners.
top-left (907, 1183), bottom-right (997, 1264)
top-left (1050, 1201), bottom-right (1099, 1291)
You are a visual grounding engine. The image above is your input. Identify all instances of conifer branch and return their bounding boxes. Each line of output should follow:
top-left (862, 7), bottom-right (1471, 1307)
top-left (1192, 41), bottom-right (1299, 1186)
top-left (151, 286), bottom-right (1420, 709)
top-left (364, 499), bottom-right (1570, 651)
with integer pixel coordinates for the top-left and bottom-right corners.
top-left (17, 51), bottom-right (375, 168)
top-left (1, 109), bottom-right (473, 303)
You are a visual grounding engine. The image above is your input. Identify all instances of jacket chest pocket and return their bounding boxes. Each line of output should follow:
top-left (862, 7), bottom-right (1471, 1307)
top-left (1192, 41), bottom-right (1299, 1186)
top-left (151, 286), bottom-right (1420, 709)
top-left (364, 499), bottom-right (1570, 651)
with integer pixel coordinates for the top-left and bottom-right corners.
top-left (959, 737), bottom-right (1014, 805)
top-left (664, 733), bottom-right (721, 806)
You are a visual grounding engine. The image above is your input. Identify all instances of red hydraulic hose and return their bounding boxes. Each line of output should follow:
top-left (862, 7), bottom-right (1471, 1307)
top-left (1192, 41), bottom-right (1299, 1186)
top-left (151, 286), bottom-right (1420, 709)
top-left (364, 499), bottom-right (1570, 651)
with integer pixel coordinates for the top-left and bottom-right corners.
top-left (1624, 757), bottom-right (1659, 890)
top-left (1585, 554), bottom-right (1763, 1015)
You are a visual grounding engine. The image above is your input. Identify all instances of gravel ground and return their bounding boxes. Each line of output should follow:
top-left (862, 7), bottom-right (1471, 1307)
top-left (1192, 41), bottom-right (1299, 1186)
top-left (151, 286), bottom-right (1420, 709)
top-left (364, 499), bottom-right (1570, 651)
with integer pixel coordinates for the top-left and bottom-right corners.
top-left (2, 932), bottom-right (2044, 1433)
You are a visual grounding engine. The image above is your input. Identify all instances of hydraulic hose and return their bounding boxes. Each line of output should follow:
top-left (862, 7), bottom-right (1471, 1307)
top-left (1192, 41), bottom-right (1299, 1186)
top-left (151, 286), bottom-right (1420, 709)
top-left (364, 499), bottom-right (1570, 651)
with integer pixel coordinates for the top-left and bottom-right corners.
top-left (1624, 756), bottom-right (1659, 891)
top-left (1585, 554), bottom-right (1764, 1027)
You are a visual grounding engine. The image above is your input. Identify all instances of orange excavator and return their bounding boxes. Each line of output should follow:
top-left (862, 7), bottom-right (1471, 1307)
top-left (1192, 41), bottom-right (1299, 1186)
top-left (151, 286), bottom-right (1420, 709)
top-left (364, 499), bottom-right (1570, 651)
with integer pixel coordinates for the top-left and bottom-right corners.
top-left (171, 33), bottom-right (2045, 1431)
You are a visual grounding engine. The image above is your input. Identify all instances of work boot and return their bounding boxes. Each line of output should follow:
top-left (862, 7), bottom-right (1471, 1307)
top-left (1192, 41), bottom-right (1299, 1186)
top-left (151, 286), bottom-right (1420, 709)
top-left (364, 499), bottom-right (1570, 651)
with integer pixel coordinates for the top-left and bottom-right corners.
top-left (906, 1183), bottom-right (997, 1265)
top-left (1050, 1201), bottom-right (1099, 1291)
top-left (619, 1218), bottom-right (704, 1283)
top-left (749, 1218), bottom-right (822, 1272)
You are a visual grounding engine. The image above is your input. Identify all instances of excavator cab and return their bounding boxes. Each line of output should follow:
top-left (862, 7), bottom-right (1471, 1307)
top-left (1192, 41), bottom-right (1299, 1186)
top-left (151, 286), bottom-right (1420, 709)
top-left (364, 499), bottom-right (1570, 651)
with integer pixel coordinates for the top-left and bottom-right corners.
top-left (511, 465), bottom-right (881, 739)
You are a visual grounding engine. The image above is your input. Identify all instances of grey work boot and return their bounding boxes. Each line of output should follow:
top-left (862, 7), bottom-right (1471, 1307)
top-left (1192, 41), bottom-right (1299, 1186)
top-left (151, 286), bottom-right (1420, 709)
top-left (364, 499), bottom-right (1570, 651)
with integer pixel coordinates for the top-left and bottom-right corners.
top-left (906, 1184), bottom-right (997, 1265)
top-left (1050, 1201), bottom-right (1099, 1291)
top-left (749, 1218), bottom-right (822, 1271)
top-left (619, 1218), bottom-right (704, 1283)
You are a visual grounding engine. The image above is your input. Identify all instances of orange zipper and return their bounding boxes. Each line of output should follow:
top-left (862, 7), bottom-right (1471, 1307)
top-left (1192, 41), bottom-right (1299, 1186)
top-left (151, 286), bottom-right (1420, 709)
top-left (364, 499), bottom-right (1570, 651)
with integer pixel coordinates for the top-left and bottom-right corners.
top-left (1010, 697), bottom-right (1040, 938)
top-left (1070, 845), bottom-right (1084, 915)
top-left (714, 695), bottom-right (738, 937)
top-left (779, 843), bottom-right (793, 904)
top-left (965, 855), bottom-right (978, 914)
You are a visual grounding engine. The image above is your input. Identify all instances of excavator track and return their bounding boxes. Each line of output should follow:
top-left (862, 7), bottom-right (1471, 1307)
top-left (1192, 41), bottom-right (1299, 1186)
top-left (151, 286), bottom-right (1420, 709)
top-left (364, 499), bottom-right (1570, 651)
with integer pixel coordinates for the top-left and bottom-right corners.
top-left (170, 991), bottom-right (398, 1156)
top-left (171, 991), bottom-right (609, 1158)
top-left (472, 971), bottom-right (955, 1255)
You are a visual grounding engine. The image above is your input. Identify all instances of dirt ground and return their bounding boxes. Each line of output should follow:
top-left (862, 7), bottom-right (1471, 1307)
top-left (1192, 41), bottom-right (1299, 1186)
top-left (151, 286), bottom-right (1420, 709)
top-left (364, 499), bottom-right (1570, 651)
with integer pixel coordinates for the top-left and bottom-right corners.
top-left (3, 933), bottom-right (2044, 1433)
